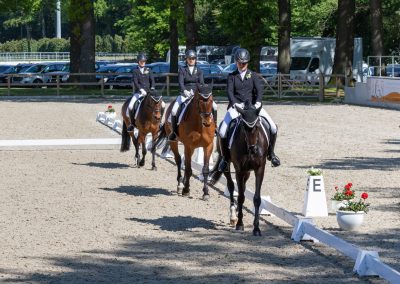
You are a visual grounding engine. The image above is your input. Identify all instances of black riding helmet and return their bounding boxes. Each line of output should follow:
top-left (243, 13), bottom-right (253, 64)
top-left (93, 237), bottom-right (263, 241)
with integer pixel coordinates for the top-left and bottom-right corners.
top-left (137, 53), bottom-right (147, 62)
top-left (235, 48), bottom-right (250, 63)
top-left (185, 49), bottom-right (197, 59)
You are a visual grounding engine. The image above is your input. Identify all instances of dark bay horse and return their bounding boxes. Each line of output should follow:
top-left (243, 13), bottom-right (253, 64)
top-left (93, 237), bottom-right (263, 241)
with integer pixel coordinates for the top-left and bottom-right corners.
top-left (154, 84), bottom-right (216, 200)
top-left (209, 105), bottom-right (269, 236)
top-left (120, 91), bottom-right (164, 170)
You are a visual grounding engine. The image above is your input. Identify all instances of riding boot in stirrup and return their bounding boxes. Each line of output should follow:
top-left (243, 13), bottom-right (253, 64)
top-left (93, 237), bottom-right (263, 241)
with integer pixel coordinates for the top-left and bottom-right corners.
top-left (268, 131), bottom-right (280, 167)
top-left (218, 137), bottom-right (230, 172)
top-left (168, 115), bottom-right (178, 141)
top-left (212, 109), bottom-right (218, 135)
top-left (127, 110), bottom-right (135, 133)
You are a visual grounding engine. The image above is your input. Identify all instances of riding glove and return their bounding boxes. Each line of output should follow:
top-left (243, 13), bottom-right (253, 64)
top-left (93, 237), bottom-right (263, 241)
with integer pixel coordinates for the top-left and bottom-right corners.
top-left (140, 88), bottom-right (147, 96)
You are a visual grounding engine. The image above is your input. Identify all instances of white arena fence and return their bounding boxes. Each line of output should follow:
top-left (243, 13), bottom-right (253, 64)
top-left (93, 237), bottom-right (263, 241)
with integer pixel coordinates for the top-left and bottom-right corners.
top-left (97, 111), bottom-right (399, 283)
top-left (0, 52), bottom-right (136, 62)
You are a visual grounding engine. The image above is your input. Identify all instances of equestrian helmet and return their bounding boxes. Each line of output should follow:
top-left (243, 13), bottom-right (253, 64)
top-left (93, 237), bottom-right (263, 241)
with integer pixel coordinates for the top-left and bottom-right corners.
top-left (137, 53), bottom-right (147, 62)
top-left (185, 49), bottom-right (197, 59)
top-left (235, 48), bottom-right (250, 63)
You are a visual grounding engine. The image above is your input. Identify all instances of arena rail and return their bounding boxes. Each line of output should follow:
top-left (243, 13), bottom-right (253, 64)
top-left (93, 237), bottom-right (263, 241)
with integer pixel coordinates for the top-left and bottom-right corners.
top-left (97, 111), bottom-right (400, 283)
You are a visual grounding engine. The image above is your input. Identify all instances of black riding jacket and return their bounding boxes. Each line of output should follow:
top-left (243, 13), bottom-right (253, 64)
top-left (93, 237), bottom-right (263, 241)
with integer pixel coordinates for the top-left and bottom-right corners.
top-left (133, 66), bottom-right (155, 93)
top-left (178, 65), bottom-right (204, 93)
top-left (227, 69), bottom-right (263, 108)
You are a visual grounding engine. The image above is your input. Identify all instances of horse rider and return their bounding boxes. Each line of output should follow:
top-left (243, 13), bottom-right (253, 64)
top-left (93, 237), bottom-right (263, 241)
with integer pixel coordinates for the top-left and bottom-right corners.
top-left (127, 53), bottom-right (156, 133)
top-left (218, 48), bottom-right (280, 170)
top-left (168, 49), bottom-right (218, 141)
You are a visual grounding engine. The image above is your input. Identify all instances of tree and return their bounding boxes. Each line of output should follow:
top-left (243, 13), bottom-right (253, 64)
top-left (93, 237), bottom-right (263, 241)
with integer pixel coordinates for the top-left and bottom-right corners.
top-left (69, 0), bottom-right (96, 83)
top-left (278, 0), bottom-right (291, 74)
top-left (332, 0), bottom-right (355, 82)
top-left (370, 0), bottom-right (383, 57)
top-left (184, 0), bottom-right (197, 50)
top-left (169, 0), bottom-right (179, 73)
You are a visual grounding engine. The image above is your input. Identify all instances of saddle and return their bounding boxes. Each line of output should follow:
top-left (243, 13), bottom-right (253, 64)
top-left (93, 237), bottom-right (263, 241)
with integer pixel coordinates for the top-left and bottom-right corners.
top-left (177, 96), bottom-right (194, 125)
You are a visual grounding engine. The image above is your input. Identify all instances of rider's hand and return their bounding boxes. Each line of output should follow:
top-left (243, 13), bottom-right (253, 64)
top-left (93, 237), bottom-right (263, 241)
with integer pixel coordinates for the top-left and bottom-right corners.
top-left (183, 90), bottom-right (191, 97)
top-left (140, 88), bottom-right (147, 96)
top-left (150, 87), bottom-right (155, 91)
top-left (254, 102), bottom-right (262, 109)
top-left (234, 102), bottom-right (244, 109)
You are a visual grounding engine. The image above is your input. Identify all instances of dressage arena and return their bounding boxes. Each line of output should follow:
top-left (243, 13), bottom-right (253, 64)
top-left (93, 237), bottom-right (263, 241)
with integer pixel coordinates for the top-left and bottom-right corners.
top-left (0, 98), bottom-right (399, 283)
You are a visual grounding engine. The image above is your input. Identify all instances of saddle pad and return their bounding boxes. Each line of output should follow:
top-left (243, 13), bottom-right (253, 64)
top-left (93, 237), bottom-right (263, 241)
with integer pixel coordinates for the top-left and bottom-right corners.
top-left (177, 96), bottom-right (194, 125)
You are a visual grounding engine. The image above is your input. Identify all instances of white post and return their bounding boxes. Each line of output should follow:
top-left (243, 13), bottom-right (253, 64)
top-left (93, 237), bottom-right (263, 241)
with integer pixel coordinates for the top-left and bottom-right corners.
top-left (302, 175), bottom-right (328, 217)
top-left (56, 0), bottom-right (61, 39)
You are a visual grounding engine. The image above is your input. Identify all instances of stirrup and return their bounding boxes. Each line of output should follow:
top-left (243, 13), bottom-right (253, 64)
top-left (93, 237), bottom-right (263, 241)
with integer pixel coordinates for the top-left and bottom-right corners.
top-left (271, 155), bottom-right (280, 167)
top-left (168, 132), bottom-right (177, 141)
top-left (127, 125), bottom-right (135, 133)
top-left (218, 159), bottom-right (229, 172)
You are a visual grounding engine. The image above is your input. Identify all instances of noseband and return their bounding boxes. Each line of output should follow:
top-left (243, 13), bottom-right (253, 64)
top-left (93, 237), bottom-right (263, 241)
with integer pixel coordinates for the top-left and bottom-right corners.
top-left (145, 96), bottom-right (162, 120)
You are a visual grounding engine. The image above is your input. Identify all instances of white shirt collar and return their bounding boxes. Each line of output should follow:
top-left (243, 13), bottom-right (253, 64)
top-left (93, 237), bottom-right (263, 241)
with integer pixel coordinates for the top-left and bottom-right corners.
top-left (239, 69), bottom-right (247, 80)
top-left (188, 65), bottom-right (195, 74)
top-left (139, 66), bottom-right (145, 73)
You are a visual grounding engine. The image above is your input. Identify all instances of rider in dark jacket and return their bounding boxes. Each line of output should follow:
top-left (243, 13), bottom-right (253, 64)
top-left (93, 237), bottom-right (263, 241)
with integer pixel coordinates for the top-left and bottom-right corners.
top-left (127, 53), bottom-right (155, 132)
top-left (218, 48), bottom-right (280, 169)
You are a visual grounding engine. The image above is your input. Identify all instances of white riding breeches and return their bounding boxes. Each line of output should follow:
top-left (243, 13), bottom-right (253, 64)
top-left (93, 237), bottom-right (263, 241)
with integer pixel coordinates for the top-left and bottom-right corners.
top-left (171, 95), bottom-right (217, 116)
top-left (128, 92), bottom-right (143, 111)
top-left (219, 106), bottom-right (277, 138)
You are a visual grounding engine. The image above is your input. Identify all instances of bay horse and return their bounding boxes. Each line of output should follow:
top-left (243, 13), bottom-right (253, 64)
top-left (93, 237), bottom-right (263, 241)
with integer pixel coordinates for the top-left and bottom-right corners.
top-left (154, 84), bottom-right (216, 200)
top-left (120, 90), bottom-right (164, 170)
top-left (209, 104), bottom-right (269, 236)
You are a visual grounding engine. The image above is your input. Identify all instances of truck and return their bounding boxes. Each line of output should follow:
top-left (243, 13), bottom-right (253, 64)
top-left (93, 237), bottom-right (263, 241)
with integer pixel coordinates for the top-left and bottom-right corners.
top-left (289, 37), bottom-right (363, 83)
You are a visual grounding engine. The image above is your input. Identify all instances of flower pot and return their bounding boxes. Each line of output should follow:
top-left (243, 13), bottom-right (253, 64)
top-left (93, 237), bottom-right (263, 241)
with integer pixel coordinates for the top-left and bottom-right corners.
top-left (336, 210), bottom-right (365, 230)
top-left (331, 200), bottom-right (347, 212)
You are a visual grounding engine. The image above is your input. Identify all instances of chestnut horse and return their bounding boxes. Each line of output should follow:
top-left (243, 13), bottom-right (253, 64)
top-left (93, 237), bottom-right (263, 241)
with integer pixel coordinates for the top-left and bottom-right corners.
top-left (209, 105), bottom-right (269, 236)
top-left (154, 84), bottom-right (216, 200)
top-left (120, 90), bottom-right (164, 170)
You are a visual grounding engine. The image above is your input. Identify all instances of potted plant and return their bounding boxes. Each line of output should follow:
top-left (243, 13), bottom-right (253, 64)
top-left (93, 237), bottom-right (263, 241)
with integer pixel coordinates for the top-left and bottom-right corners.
top-left (336, 192), bottom-right (370, 230)
top-left (331, 182), bottom-right (355, 212)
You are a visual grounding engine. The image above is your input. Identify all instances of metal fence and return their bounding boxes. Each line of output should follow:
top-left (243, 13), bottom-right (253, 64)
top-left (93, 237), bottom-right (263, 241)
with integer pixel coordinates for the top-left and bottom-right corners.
top-left (0, 72), bottom-right (346, 100)
top-left (0, 52), bottom-right (137, 62)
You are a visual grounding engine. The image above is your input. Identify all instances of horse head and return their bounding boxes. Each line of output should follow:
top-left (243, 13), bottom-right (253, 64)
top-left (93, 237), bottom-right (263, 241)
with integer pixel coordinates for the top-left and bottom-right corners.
top-left (236, 104), bottom-right (261, 155)
top-left (148, 89), bottom-right (163, 122)
top-left (196, 84), bottom-right (214, 127)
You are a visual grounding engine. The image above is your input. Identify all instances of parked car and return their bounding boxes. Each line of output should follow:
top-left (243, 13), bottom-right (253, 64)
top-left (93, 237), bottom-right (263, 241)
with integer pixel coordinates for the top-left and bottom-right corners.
top-left (386, 64), bottom-right (400, 77)
top-left (0, 65), bottom-right (16, 83)
top-left (47, 63), bottom-right (70, 83)
top-left (13, 62), bottom-right (67, 85)
top-left (103, 64), bottom-right (137, 88)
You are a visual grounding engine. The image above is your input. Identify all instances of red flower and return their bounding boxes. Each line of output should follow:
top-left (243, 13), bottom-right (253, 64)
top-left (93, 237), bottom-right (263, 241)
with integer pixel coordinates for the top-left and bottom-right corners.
top-left (348, 182), bottom-right (353, 187)
top-left (335, 186), bottom-right (338, 190)
top-left (345, 190), bottom-right (353, 196)
top-left (108, 105), bottom-right (113, 109)
top-left (361, 192), bottom-right (368, 200)
top-left (344, 184), bottom-right (351, 190)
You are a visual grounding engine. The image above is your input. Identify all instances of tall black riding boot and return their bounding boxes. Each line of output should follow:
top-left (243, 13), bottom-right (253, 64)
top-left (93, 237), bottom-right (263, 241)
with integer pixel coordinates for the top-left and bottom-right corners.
top-left (168, 115), bottom-right (178, 141)
top-left (217, 137), bottom-right (230, 172)
top-left (212, 108), bottom-right (218, 135)
top-left (127, 109), bottom-right (136, 133)
top-left (268, 131), bottom-right (280, 167)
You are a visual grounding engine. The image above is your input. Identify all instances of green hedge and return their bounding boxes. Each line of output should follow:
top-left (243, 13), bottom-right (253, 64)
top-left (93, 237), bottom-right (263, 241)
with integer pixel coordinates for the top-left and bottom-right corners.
top-left (0, 35), bottom-right (128, 53)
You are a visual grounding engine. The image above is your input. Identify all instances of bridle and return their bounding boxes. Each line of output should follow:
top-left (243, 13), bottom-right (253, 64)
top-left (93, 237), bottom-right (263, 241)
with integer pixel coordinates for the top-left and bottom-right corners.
top-left (241, 117), bottom-right (260, 155)
top-left (145, 95), bottom-right (162, 121)
top-left (197, 92), bottom-right (213, 127)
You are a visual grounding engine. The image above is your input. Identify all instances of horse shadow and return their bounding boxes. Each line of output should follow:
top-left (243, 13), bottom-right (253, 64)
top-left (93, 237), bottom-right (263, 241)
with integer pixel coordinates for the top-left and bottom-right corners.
top-left (128, 216), bottom-right (217, 232)
top-left (72, 162), bottom-right (130, 169)
top-left (100, 185), bottom-right (172, 197)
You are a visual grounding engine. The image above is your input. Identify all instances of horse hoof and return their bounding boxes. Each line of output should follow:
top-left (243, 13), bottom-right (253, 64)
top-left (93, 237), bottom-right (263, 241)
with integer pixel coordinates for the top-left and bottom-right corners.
top-left (152, 166), bottom-right (157, 171)
top-left (182, 191), bottom-right (190, 197)
top-left (230, 219), bottom-right (238, 226)
top-left (253, 229), bottom-right (262, 236)
top-left (202, 194), bottom-right (210, 201)
top-left (236, 225), bottom-right (244, 231)
top-left (139, 161), bottom-right (145, 167)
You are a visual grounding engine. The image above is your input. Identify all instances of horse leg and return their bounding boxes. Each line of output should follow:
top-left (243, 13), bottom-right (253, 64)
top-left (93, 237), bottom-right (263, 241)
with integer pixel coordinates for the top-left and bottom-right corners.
top-left (236, 171), bottom-right (250, 231)
top-left (151, 133), bottom-right (158, 171)
top-left (182, 146), bottom-right (194, 197)
top-left (132, 134), bottom-right (140, 167)
top-left (139, 140), bottom-right (146, 167)
top-left (201, 145), bottom-right (213, 201)
top-left (253, 165), bottom-right (265, 236)
top-left (224, 170), bottom-right (237, 226)
top-left (170, 141), bottom-right (183, 194)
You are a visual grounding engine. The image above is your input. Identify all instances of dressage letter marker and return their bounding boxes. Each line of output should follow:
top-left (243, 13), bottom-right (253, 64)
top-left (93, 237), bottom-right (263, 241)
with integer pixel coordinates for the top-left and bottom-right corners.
top-left (302, 176), bottom-right (328, 217)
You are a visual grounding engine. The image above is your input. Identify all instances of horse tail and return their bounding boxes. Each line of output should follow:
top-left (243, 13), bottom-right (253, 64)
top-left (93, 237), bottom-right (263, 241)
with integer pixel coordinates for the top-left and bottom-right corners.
top-left (208, 138), bottom-right (223, 185)
top-left (152, 122), bottom-right (167, 151)
top-left (120, 122), bottom-right (131, 152)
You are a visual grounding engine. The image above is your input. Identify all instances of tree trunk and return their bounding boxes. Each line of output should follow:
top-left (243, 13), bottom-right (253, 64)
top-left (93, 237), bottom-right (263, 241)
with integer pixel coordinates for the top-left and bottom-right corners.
top-left (69, 0), bottom-right (95, 84)
top-left (370, 0), bottom-right (383, 57)
top-left (169, 0), bottom-right (179, 74)
top-left (278, 0), bottom-right (291, 74)
top-left (184, 0), bottom-right (197, 51)
top-left (41, 8), bottom-right (46, 38)
top-left (332, 0), bottom-right (355, 84)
